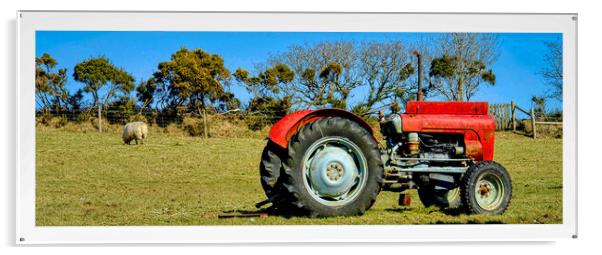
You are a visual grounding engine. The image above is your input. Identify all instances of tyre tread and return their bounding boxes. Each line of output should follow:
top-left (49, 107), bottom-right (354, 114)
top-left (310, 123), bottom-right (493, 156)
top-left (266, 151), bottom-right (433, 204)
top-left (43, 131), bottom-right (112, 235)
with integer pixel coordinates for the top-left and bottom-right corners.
top-left (279, 117), bottom-right (383, 217)
top-left (460, 161), bottom-right (512, 214)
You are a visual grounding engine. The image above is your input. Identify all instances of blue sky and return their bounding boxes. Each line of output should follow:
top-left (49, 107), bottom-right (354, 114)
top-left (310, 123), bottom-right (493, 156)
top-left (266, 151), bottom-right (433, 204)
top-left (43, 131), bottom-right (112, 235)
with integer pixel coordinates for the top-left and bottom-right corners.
top-left (35, 31), bottom-right (562, 111)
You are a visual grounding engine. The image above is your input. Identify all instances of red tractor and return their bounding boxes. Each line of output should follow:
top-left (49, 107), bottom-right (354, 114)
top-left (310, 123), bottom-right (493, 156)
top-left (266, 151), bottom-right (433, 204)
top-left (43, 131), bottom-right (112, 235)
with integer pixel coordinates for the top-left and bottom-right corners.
top-left (259, 101), bottom-right (512, 217)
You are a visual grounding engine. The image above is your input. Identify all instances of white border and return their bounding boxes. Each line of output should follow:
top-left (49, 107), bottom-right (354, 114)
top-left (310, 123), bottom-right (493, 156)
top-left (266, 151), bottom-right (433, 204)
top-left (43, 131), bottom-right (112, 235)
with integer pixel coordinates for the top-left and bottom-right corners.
top-left (16, 11), bottom-right (577, 244)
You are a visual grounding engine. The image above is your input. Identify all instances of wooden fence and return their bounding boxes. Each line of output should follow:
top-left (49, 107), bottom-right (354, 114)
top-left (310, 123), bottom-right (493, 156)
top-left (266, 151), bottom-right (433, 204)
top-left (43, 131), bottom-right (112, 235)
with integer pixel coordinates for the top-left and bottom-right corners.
top-left (488, 101), bottom-right (562, 138)
top-left (488, 103), bottom-right (513, 131)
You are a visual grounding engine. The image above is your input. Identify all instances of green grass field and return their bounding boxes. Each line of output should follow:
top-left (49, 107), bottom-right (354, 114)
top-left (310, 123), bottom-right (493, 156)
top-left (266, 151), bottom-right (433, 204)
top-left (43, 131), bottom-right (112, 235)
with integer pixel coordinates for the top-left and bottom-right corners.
top-left (36, 128), bottom-right (562, 226)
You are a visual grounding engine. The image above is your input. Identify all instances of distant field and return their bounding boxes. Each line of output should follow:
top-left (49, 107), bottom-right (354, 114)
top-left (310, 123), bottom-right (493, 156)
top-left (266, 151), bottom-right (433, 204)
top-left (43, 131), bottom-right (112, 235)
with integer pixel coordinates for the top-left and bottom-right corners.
top-left (36, 128), bottom-right (562, 225)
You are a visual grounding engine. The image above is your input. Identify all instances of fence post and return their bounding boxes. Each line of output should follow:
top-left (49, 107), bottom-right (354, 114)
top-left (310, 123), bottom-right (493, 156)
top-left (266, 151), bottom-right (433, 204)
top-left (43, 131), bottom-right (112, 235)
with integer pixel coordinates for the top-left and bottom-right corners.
top-left (202, 108), bottom-right (208, 139)
top-left (503, 104), bottom-right (510, 130)
top-left (511, 101), bottom-right (516, 132)
top-left (530, 107), bottom-right (536, 139)
top-left (98, 103), bottom-right (102, 133)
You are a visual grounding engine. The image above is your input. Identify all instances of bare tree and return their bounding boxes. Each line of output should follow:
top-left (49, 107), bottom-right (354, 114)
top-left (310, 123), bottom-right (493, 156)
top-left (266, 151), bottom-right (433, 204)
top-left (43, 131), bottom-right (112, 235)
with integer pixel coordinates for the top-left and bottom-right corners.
top-left (269, 41), bottom-right (361, 109)
top-left (540, 41), bottom-right (563, 101)
top-left (409, 35), bottom-right (442, 99)
top-left (427, 33), bottom-right (500, 101)
top-left (353, 41), bottom-right (415, 114)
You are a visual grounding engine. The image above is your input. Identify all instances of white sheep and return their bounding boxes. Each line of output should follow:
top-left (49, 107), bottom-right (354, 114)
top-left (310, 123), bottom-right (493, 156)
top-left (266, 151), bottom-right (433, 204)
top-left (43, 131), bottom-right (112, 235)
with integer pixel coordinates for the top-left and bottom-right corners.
top-left (122, 121), bottom-right (148, 145)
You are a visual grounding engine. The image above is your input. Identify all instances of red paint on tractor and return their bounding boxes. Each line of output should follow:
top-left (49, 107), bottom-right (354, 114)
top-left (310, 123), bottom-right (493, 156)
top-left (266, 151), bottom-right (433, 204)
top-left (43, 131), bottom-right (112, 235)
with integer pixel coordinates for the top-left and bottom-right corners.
top-left (268, 101), bottom-right (495, 161)
top-left (269, 110), bottom-right (315, 148)
top-left (401, 101), bottom-right (495, 161)
top-left (405, 101), bottom-right (489, 115)
top-left (268, 109), bottom-right (374, 149)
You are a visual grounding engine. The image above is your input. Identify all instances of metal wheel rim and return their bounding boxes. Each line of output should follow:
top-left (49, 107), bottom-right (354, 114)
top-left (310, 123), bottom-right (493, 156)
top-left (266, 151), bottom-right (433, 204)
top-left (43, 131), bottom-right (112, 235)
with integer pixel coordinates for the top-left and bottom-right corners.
top-left (301, 136), bottom-right (368, 206)
top-left (475, 173), bottom-right (505, 210)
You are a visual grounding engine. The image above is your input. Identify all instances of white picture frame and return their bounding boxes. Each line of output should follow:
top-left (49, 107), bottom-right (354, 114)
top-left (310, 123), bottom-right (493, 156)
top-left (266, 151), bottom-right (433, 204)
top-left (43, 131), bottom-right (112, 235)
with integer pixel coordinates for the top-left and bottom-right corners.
top-left (17, 11), bottom-right (578, 244)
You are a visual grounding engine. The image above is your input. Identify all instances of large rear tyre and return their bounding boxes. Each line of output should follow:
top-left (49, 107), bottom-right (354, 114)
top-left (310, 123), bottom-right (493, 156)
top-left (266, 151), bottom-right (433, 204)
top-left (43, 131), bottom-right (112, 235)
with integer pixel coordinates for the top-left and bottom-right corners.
top-left (460, 161), bottom-right (512, 214)
top-left (418, 187), bottom-right (461, 209)
top-left (281, 117), bottom-right (384, 217)
top-left (259, 140), bottom-right (288, 208)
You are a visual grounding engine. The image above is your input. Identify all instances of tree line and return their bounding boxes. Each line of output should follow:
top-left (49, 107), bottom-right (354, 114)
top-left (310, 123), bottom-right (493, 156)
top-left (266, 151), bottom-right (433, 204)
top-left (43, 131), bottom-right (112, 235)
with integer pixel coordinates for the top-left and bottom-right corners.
top-left (35, 33), bottom-right (563, 132)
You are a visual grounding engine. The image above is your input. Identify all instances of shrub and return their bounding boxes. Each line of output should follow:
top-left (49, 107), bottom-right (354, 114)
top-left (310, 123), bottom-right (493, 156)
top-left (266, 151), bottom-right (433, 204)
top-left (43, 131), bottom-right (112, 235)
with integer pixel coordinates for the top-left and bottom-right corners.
top-left (245, 96), bottom-right (291, 130)
top-left (245, 115), bottom-right (274, 131)
top-left (36, 112), bottom-right (272, 139)
top-left (36, 114), bottom-right (68, 128)
top-left (48, 116), bottom-right (68, 128)
top-left (129, 114), bottom-right (148, 123)
top-left (162, 123), bottom-right (184, 136)
top-left (182, 117), bottom-right (205, 137)
top-left (89, 117), bottom-right (121, 132)
top-left (74, 111), bottom-right (93, 123)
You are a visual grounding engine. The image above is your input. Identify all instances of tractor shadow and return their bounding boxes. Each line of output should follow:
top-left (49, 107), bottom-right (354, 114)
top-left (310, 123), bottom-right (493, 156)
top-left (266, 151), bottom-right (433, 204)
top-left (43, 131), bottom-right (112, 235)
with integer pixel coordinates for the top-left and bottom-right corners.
top-left (440, 207), bottom-right (465, 216)
top-left (385, 206), bottom-right (464, 216)
top-left (433, 219), bottom-right (505, 224)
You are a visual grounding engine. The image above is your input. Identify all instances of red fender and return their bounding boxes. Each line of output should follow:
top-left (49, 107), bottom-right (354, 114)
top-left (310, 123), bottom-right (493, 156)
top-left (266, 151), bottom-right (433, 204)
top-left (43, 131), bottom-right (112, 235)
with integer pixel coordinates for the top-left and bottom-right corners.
top-left (268, 109), bottom-right (375, 149)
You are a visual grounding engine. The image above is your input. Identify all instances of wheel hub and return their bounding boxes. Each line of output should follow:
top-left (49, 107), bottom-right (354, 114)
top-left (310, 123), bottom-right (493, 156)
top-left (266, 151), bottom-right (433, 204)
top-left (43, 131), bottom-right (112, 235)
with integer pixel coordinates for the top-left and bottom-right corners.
top-left (478, 183), bottom-right (492, 197)
top-left (305, 142), bottom-right (361, 200)
top-left (475, 175), bottom-right (504, 210)
top-left (326, 162), bottom-right (345, 181)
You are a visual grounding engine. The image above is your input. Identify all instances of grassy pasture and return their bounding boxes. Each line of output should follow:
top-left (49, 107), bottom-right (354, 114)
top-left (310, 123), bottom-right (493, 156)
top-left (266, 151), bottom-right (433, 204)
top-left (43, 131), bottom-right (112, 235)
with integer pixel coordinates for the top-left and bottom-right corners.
top-left (36, 128), bottom-right (562, 225)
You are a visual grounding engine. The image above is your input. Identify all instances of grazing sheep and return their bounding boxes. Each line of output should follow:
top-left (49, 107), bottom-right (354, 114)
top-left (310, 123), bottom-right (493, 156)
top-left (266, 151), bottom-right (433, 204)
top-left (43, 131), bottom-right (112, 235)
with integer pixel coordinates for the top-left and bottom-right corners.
top-left (122, 121), bottom-right (148, 145)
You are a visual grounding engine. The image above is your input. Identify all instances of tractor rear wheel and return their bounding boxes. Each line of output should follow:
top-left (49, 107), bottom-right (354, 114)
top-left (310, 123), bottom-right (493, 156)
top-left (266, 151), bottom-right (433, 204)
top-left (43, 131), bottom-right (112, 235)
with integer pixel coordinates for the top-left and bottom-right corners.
top-left (460, 161), bottom-right (512, 214)
top-left (259, 140), bottom-right (288, 209)
top-left (418, 187), bottom-right (461, 209)
top-left (279, 117), bottom-right (384, 217)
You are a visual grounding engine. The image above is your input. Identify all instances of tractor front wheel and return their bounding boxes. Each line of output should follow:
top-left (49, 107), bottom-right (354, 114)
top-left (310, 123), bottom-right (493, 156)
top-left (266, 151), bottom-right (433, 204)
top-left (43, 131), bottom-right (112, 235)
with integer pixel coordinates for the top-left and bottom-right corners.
top-left (460, 161), bottom-right (512, 214)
